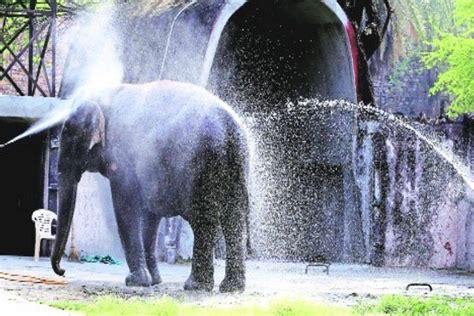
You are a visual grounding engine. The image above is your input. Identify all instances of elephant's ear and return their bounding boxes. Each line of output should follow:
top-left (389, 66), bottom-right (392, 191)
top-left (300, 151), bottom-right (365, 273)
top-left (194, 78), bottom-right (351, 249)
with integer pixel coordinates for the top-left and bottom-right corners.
top-left (88, 105), bottom-right (105, 150)
top-left (62, 101), bottom-right (105, 157)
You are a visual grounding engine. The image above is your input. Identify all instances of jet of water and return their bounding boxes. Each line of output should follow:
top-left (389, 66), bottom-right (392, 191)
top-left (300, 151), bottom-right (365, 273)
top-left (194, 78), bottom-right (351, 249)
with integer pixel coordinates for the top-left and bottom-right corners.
top-left (158, 0), bottom-right (197, 80)
top-left (301, 99), bottom-right (474, 191)
top-left (0, 101), bottom-right (74, 148)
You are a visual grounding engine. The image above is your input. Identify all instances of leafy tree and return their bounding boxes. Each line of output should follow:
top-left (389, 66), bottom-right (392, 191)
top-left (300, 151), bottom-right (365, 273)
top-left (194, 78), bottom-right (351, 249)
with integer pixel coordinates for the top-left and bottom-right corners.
top-left (369, 0), bottom-right (455, 66)
top-left (423, 0), bottom-right (474, 117)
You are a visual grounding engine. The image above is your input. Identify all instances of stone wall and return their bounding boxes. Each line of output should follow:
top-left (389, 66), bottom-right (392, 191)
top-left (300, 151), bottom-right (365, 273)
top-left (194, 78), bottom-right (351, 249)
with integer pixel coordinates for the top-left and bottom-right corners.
top-left (371, 59), bottom-right (450, 119)
top-left (365, 37), bottom-right (473, 270)
top-left (354, 118), bottom-right (474, 270)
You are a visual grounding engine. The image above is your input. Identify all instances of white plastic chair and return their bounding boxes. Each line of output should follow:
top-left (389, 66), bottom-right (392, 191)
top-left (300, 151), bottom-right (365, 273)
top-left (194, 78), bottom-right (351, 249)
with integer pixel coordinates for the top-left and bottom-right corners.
top-left (31, 209), bottom-right (57, 262)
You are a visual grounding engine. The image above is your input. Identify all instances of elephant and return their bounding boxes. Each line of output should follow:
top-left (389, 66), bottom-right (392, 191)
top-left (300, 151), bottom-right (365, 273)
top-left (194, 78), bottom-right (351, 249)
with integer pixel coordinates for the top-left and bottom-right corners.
top-left (51, 80), bottom-right (250, 292)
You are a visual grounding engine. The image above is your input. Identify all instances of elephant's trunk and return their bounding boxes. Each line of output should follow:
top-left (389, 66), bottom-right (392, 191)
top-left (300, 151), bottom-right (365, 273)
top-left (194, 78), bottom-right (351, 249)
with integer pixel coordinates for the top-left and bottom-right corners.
top-left (51, 170), bottom-right (80, 276)
top-left (51, 101), bottom-right (105, 275)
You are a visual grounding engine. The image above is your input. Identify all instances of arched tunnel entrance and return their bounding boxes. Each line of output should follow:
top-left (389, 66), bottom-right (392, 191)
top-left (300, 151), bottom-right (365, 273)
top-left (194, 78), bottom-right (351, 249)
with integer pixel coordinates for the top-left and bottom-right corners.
top-left (209, 0), bottom-right (357, 165)
top-left (209, 0), bottom-right (357, 110)
top-left (208, 0), bottom-right (362, 261)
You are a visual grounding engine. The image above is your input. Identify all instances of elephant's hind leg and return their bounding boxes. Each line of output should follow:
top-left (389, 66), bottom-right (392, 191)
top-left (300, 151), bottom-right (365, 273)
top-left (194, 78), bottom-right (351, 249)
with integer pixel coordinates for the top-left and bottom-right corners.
top-left (184, 213), bottom-right (218, 292)
top-left (218, 177), bottom-right (247, 293)
top-left (219, 206), bottom-right (246, 293)
top-left (143, 211), bottom-right (162, 285)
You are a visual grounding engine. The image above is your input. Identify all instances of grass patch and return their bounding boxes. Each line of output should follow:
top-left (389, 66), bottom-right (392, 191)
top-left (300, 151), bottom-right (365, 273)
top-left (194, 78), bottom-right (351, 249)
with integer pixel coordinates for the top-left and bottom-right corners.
top-left (50, 296), bottom-right (353, 316)
top-left (50, 294), bottom-right (474, 315)
top-left (355, 295), bottom-right (474, 315)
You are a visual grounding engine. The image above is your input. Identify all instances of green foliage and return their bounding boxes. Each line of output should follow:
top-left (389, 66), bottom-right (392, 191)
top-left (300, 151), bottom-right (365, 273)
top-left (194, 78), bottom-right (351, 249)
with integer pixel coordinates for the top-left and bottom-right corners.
top-left (0, 1), bottom-right (111, 14)
top-left (385, 0), bottom-right (455, 60)
top-left (0, 1), bottom-right (96, 9)
top-left (454, 0), bottom-right (474, 26)
top-left (269, 300), bottom-right (353, 316)
top-left (50, 296), bottom-right (355, 316)
top-left (377, 0), bottom-right (456, 94)
top-left (423, 0), bottom-right (474, 117)
top-left (355, 295), bottom-right (474, 316)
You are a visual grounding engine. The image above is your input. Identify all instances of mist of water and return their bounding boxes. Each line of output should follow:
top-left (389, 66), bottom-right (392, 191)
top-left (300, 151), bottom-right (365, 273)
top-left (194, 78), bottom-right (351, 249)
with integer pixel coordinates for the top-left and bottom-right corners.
top-left (0, 102), bottom-right (73, 148)
top-left (236, 97), bottom-right (473, 262)
top-left (0, 3), bottom-right (124, 149)
top-left (62, 4), bottom-right (124, 95)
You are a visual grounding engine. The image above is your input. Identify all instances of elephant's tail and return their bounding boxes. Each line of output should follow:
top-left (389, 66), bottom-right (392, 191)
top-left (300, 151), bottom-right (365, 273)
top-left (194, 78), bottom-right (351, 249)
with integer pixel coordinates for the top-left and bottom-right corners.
top-left (245, 203), bottom-right (253, 258)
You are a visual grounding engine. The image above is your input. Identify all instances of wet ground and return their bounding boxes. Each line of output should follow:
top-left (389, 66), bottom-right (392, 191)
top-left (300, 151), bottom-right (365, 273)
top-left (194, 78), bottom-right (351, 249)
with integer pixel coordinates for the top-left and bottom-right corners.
top-left (0, 255), bottom-right (473, 309)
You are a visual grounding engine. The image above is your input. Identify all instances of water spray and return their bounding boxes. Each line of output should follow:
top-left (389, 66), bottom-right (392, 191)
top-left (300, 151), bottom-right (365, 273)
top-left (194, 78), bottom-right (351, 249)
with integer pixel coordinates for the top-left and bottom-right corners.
top-left (0, 136), bottom-right (26, 149)
top-left (0, 100), bottom-right (74, 149)
top-left (301, 99), bottom-right (474, 191)
top-left (0, 140), bottom-right (14, 149)
top-left (158, 0), bottom-right (197, 80)
top-left (0, 3), bottom-right (123, 150)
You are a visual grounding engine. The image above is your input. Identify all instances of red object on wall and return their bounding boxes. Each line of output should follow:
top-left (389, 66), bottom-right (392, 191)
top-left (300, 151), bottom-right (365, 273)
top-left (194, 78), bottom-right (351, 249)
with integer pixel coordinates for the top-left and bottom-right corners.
top-left (345, 22), bottom-right (359, 100)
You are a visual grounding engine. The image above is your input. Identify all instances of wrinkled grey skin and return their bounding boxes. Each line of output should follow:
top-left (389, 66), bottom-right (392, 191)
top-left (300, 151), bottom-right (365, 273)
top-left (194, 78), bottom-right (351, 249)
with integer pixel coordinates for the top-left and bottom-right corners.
top-left (51, 81), bottom-right (250, 292)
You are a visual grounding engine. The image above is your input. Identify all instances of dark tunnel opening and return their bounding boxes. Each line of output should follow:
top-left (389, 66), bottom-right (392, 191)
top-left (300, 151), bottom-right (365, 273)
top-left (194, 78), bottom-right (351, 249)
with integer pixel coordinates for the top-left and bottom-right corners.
top-left (209, 0), bottom-right (356, 112)
top-left (0, 119), bottom-right (45, 256)
top-left (208, 1), bottom-right (358, 261)
top-left (209, 0), bottom-right (356, 165)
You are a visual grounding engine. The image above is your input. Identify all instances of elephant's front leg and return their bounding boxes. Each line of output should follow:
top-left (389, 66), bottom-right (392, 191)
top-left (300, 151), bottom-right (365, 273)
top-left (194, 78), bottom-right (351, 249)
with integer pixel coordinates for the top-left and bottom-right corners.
top-left (184, 215), bottom-right (218, 292)
top-left (143, 211), bottom-right (162, 285)
top-left (110, 178), bottom-right (152, 287)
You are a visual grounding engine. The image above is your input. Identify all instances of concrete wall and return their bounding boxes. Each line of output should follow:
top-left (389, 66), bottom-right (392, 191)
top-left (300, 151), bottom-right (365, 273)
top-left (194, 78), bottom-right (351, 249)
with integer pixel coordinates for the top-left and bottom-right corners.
top-left (66, 173), bottom-right (123, 259)
top-left (0, 96), bottom-right (62, 120)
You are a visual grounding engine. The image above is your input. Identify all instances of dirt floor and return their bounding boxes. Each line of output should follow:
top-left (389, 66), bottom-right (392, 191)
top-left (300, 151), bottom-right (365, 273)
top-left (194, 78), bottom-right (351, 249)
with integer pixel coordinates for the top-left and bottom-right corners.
top-left (0, 256), bottom-right (473, 308)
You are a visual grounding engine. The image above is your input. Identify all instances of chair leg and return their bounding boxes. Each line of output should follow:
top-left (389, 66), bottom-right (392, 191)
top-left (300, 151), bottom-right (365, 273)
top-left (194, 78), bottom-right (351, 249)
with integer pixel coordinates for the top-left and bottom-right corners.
top-left (34, 236), bottom-right (41, 262)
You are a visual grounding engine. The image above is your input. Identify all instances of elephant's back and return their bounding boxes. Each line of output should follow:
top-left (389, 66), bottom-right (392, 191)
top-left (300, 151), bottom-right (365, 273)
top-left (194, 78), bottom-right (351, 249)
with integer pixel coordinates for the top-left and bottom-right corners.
top-left (109, 81), bottom-right (227, 120)
top-left (107, 80), bottom-right (242, 149)
top-left (104, 81), bottom-right (248, 216)
top-left (114, 80), bottom-right (224, 111)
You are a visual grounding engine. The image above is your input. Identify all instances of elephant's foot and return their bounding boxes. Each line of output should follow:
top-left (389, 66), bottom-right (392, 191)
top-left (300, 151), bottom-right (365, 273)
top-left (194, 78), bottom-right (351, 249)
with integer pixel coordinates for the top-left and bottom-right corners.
top-left (150, 270), bottom-right (162, 286)
top-left (184, 276), bottom-right (213, 292)
top-left (145, 256), bottom-right (162, 286)
top-left (125, 268), bottom-right (152, 287)
top-left (219, 275), bottom-right (245, 293)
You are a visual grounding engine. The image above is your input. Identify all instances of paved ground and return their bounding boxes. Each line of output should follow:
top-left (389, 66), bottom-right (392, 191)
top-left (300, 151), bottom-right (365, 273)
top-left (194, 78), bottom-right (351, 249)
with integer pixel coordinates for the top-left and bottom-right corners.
top-left (0, 289), bottom-right (78, 315)
top-left (0, 255), bottom-right (473, 312)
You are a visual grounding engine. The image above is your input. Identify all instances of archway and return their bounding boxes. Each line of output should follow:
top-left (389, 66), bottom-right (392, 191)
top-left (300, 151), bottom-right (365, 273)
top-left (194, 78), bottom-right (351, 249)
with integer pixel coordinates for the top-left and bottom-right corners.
top-left (208, 0), bottom-right (361, 261)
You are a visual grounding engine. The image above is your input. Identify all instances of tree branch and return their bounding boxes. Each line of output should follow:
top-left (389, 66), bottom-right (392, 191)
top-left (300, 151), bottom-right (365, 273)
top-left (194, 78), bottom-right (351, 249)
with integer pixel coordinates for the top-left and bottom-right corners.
top-left (380, 0), bottom-right (393, 43)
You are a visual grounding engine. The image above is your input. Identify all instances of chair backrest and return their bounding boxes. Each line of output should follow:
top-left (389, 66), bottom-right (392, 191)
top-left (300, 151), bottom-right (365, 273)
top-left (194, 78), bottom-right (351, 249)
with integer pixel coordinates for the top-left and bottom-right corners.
top-left (31, 209), bottom-right (57, 238)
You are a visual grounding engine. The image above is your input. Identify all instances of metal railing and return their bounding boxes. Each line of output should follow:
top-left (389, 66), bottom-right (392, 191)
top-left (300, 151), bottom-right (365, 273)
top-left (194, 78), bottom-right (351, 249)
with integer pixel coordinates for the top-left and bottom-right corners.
top-left (0, 1), bottom-right (61, 97)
